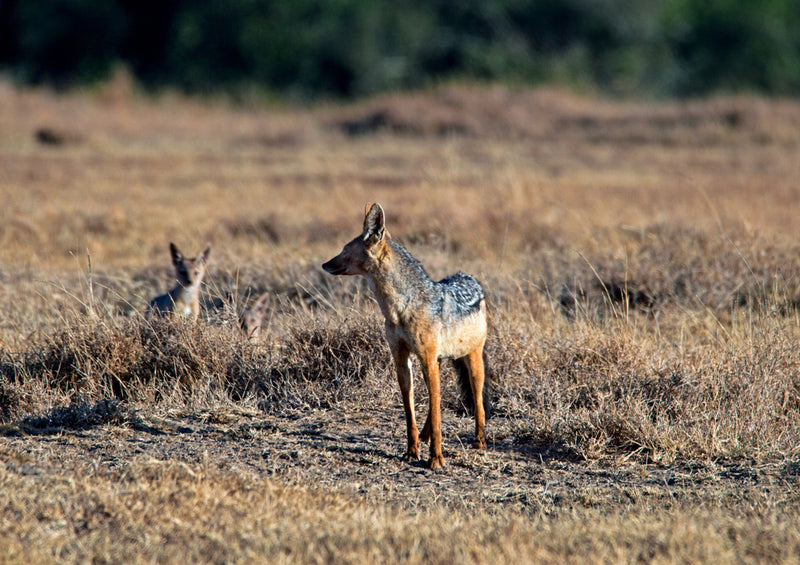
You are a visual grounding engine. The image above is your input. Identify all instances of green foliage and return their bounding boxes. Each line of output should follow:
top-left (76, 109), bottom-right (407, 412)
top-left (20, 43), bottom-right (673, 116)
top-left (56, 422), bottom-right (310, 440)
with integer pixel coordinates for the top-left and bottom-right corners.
top-left (661, 0), bottom-right (800, 95)
top-left (1, 0), bottom-right (799, 98)
top-left (11, 0), bottom-right (127, 85)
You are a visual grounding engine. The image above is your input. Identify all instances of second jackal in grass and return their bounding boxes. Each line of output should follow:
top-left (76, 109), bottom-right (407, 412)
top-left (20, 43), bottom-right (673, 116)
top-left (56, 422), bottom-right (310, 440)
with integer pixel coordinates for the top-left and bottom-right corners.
top-left (148, 242), bottom-right (211, 322)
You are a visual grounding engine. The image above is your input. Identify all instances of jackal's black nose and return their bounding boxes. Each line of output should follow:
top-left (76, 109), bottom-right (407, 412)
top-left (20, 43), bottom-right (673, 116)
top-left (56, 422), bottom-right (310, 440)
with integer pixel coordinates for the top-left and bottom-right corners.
top-left (322, 258), bottom-right (345, 275)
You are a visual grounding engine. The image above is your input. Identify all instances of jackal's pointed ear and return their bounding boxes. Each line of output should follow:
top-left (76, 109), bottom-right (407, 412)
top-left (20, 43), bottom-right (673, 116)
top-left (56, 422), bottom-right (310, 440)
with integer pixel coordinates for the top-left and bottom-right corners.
top-left (363, 203), bottom-right (385, 244)
top-left (199, 245), bottom-right (211, 264)
top-left (254, 292), bottom-right (270, 313)
top-left (169, 242), bottom-right (182, 264)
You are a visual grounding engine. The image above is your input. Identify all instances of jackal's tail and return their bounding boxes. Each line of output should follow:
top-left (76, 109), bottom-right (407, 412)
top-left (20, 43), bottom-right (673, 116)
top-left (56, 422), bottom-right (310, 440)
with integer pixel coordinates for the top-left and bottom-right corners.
top-left (452, 350), bottom-right (493, 420)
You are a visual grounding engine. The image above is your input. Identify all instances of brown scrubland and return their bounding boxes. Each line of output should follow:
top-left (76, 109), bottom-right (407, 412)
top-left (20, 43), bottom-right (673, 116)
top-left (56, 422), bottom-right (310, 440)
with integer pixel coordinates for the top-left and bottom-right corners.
top-left (1, 78), bottom-right (799, 563)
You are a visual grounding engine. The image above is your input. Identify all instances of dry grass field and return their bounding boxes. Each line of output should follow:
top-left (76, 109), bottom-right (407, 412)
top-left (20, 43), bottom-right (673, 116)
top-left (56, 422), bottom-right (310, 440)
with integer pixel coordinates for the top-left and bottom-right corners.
top-left (1, 76), bottom-right (800, 563)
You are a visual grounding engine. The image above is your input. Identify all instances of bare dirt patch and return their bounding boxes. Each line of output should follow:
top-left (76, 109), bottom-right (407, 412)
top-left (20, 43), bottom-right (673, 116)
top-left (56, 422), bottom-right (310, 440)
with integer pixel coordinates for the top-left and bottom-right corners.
top-left (4, 403), bottom-right (794, 518)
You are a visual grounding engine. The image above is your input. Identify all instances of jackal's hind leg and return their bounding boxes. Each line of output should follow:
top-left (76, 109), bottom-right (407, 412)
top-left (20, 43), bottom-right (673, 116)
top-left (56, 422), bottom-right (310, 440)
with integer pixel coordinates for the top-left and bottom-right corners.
top-left (393, 345), bottom-right (420, 461)
top-left (468, 346), bottom-right (487, 450)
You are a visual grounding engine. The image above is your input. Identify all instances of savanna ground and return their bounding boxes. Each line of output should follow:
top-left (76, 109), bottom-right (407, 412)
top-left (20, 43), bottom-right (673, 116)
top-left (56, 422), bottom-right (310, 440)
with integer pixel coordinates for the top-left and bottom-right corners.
top-left (1, 77), bottom-right (800, 563)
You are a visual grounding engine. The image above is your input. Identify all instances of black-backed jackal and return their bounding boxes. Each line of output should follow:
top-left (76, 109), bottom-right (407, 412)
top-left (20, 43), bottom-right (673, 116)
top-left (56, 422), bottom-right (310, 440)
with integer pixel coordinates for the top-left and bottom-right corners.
top-left (239, 291), bottom-right (271, 338)
top-left (322, 203), bottom-right (490, 469)
top-left (148, 242), bottom-right (210, 322)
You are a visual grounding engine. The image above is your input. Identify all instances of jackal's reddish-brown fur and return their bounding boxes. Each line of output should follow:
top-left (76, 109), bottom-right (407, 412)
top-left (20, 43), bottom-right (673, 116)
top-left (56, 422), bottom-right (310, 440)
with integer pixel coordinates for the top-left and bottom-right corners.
top-left (323, 203), bottom-right (489, 469)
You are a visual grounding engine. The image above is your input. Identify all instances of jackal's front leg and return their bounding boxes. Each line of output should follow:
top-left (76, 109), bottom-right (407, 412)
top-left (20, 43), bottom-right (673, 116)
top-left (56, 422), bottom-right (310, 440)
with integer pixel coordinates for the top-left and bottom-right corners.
top-left (392, 346), bottom-right (420, 462)
top-left (421, 351), bottom-right (444, 470)
top-left (419, 361), bottom-right (444, 444)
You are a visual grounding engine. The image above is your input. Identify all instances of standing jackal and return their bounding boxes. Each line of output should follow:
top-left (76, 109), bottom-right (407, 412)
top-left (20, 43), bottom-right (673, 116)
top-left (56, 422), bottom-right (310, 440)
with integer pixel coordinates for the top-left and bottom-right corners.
top-left (323, 203), bottom-right (489, 469)
top-left (148, 242), bottom-right (210, 322)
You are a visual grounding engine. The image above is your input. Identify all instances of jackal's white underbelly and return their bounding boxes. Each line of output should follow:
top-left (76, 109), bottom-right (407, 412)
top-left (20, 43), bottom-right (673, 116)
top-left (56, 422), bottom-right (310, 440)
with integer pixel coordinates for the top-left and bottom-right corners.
top-left (437, 309), bottom-right (487, 358)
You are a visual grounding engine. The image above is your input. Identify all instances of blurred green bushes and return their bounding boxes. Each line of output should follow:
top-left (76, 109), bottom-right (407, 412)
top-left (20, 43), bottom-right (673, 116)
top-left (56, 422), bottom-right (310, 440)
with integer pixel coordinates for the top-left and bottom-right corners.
top-left (0, 0), bottom-right (798, 99)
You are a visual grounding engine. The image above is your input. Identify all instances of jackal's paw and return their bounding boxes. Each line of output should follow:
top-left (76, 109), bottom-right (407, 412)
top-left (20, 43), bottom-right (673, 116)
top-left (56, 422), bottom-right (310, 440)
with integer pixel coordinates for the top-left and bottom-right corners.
top-left (402, 448), bottom-right (420, 462)
top-left (428, 455), bottom-right (445, 470)
top-left (473, 438), bottom-right (487, 450)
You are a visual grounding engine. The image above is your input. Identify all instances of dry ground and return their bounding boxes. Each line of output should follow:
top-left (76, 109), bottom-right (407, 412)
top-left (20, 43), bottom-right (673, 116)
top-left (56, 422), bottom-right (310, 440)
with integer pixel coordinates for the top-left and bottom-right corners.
top-left (1, 78), bottom-right (800, 563)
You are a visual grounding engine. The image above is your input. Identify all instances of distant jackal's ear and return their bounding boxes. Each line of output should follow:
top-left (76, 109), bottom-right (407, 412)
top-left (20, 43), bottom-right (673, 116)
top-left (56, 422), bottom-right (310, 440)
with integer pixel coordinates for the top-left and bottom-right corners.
top-left (363, 203), bottom-right (385, 243)
top-left (169, 242), bottom-right (183, 264)
top-left (253, 292), bottom-right (270, 313)
top-left (199, 245), bottom-right (211, 263)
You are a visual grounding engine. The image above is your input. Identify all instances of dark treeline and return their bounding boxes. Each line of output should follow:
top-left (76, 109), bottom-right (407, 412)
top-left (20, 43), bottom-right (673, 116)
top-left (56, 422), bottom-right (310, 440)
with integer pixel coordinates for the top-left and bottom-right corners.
top-left (1, 0), bottom-right (799, 100)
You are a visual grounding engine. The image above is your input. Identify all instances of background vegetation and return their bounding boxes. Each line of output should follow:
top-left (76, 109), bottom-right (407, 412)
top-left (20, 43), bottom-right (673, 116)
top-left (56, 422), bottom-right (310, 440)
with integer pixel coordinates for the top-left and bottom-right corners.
top-left (1, 0), bottom-right (800, 99)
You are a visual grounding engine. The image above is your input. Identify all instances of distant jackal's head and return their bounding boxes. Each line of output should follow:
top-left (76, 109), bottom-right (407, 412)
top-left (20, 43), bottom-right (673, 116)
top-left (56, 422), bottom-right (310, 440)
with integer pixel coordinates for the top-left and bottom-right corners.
top-left (240, 291), bottom-right (270, 337)
top-left (322, 203), bottom-right (387, 276)
top-left (170, 242), bottom-right (210, 287)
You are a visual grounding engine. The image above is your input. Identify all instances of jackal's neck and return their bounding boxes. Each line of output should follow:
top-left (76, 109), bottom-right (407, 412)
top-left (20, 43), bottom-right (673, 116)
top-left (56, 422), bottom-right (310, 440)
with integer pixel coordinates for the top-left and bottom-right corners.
top-left (170, 281), bottom-right (200, 302)
top-left (366, 238), bottom-right (436, 321)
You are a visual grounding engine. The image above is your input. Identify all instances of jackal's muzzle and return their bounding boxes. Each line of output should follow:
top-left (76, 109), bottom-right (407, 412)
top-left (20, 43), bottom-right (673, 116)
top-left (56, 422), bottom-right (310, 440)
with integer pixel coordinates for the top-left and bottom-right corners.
top-left (322, 256), bottom-right (347, 276)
